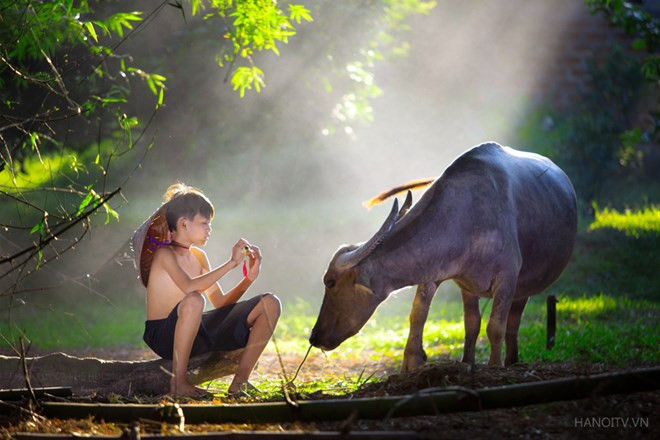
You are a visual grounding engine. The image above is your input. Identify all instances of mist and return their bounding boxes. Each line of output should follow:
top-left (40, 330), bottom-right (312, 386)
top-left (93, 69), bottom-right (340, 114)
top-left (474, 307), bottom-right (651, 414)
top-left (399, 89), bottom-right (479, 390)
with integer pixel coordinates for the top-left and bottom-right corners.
top-left (2, 0), bottom-right (602, 323)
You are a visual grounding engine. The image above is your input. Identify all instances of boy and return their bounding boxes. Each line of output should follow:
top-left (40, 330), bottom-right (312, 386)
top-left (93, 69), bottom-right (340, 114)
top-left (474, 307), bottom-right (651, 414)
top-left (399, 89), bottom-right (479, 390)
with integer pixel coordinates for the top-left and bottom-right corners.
top-left (139, 183), bottom-right (281, 397)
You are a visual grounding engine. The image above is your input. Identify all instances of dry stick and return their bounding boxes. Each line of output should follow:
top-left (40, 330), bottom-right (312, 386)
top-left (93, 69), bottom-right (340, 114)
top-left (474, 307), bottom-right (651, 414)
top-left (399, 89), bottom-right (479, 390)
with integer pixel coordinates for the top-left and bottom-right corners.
top-left (264, 306), bottom-right (289, 382)
top-left (0, 399), bottom-right (47, 422)
top-left (289, 344), bottom-right (313, 385)
top-left (261, 307), bottom-right (298, 407)
top-left (19, 336), bottom-right (38, 409)
top-left (546, 295), bottom-right (557, 350)
top-left (281, 345), bottom-right (313, 410)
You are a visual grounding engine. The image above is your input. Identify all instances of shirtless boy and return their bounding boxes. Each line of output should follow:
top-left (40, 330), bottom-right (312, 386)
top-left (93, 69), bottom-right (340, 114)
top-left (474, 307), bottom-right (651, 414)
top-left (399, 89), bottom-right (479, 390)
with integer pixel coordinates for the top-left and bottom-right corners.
top-left (142, 183), bottom-right (281, 397)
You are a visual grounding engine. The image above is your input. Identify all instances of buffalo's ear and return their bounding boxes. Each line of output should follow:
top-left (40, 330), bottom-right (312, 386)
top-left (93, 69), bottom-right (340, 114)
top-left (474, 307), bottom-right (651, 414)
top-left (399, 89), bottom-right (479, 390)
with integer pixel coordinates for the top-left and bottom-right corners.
top-left (355, 264), bottom-right (373, 290)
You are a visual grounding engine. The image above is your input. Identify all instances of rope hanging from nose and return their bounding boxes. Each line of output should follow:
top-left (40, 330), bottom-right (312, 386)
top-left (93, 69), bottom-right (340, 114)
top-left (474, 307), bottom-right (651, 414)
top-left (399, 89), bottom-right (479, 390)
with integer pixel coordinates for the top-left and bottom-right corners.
top-left (289, 344), bottom-right (313, 385)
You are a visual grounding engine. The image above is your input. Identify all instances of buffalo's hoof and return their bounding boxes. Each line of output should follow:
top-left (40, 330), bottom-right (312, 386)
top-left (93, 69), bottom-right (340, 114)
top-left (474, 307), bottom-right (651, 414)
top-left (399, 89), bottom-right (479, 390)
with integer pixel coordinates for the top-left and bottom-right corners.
top-left (401, 354), bottom-right (426, 374)
top-left (460, 355), bottom-right (476, 364)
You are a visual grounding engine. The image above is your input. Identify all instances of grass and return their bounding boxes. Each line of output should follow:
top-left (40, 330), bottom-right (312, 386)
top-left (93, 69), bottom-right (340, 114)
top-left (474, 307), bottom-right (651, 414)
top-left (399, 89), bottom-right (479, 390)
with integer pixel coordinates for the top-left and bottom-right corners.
top-left (3, 292), bottom-right (658, 367)
top-left (589, 204), bottom-right (660, 238)
top-left (0, 298), bottom-right (146, 351)
top-left (1, 205), bottom-right (658, 398)
top-left (275, 292), bottom-right (660, 365)
top-left (200, 292), bottom-right (660, 398)
top-left (552, 205), bottom-right (659, 299)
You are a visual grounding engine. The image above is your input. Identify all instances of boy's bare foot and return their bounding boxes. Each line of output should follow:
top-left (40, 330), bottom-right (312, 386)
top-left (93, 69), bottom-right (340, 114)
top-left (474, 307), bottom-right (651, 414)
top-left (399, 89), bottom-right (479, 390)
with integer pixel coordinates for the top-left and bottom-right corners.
top-left (170, 380), bottom-right (209, 398)
top-left (227, 381), bottom-right (260, 398)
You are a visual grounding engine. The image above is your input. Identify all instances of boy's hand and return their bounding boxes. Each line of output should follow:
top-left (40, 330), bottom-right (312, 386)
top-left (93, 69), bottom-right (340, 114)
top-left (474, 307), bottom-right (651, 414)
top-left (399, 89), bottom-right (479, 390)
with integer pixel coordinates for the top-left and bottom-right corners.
top-left (230, 238), bottom-right (249, 266)
top-left (246, 245), bottom-right (262, 282)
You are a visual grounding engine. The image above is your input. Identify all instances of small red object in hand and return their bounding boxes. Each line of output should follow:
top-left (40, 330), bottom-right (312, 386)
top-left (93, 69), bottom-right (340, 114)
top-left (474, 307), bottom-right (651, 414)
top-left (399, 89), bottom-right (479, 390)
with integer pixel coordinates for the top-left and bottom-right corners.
top-left (242, 246), bottom-right (249, 278)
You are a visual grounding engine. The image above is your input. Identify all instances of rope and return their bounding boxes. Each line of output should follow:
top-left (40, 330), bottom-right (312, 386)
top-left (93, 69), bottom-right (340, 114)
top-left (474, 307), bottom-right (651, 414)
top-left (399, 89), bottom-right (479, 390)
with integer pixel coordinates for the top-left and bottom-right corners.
top-left (288, 344), bottom-right (313, 385)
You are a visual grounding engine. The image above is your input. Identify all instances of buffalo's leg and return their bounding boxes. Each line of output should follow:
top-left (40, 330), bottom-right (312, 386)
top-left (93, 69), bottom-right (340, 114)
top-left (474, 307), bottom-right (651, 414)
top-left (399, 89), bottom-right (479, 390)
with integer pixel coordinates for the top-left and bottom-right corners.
top-left (486, 273), bottom-right (517, 367)
top-left (504, 297), bottom-right (528, 366)
top-left (461, 290), bottom-right (481, 364)
top-left (401, 282), bottom-right (438, 374)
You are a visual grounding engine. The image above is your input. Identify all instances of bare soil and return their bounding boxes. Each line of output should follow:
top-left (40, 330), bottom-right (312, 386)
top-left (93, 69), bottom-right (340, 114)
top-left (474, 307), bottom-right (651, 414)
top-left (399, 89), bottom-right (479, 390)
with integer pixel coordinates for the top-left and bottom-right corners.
top-left (1, 347), bottom-right (658, 438)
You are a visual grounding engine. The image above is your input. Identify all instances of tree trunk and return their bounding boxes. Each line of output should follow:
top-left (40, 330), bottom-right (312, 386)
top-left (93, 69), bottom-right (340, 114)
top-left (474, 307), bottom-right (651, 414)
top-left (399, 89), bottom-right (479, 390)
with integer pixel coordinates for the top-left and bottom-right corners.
top-left (0, 350), bottom-right (244, 396)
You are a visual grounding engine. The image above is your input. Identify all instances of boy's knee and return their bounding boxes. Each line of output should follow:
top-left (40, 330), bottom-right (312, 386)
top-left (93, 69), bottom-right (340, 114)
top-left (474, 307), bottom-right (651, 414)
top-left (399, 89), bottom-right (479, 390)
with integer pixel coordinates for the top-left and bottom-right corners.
top-left (261, 293), bottom-right (282, 318)
top-left (178, 293), bottom-right (205, 316)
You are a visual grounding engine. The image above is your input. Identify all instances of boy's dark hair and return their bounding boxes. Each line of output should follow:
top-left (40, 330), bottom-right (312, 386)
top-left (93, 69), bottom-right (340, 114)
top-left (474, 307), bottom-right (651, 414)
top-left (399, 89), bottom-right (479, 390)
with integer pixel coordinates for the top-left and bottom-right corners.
top-left (163, 182), bottom-right (214, 231)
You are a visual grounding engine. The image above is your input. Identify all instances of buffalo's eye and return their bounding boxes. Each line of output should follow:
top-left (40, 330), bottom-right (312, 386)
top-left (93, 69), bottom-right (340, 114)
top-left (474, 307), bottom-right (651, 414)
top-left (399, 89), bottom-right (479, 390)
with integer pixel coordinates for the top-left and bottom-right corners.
top-left (324, 279), bottom-right (336, 289)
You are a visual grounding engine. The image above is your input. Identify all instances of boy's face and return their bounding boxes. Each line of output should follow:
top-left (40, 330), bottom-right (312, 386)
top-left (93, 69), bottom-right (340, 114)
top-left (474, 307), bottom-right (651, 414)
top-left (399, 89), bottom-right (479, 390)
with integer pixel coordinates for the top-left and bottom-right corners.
top-left (184, 214), bottom-right (212, 246)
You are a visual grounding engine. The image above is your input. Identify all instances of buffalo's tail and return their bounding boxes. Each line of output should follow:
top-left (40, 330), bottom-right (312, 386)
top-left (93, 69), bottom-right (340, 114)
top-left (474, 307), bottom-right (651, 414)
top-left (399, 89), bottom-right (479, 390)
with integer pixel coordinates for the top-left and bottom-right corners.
top-left (363, 178), bottom-right (435, 208)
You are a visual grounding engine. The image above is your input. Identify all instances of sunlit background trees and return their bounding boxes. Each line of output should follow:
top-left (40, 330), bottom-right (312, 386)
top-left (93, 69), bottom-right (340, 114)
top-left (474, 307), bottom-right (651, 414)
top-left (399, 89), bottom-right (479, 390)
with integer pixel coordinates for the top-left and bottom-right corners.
top-left (0, 0), bottom-right (657, 362)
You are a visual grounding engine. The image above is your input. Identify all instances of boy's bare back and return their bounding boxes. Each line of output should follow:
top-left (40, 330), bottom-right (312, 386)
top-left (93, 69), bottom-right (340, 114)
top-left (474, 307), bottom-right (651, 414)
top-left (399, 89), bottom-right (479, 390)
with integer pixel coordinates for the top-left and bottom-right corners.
top-left (146, 246), bottom-right (207, 320)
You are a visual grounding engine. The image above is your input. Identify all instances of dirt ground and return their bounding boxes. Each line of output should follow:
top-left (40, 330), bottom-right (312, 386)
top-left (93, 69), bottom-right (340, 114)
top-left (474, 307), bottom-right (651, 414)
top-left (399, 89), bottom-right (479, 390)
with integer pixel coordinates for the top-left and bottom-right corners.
top-left (1, 347), bottom-right (658, 438)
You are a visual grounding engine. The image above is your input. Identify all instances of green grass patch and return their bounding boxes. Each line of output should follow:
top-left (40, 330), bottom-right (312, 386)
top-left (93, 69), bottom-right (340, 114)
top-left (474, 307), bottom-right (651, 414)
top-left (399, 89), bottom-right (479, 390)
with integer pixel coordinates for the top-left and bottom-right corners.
top-left (204, 292), bottom-right (659, 396)
top-left (589, 204), bottom-right (660, 238)
top-left (273, 292), bottom-right (660, 367)
top-left (552, 207), bottom-right (659, 299)
top-left (2, 291), bottom-right (658, 399)
top-left (3, 293), bottom-right (657, 368)
top-left (0, 153), bottom-right (74, 191)
top-left (0, 298), bottom-right (146, 351)
top-left (208, 370), bottom-right (381, 401)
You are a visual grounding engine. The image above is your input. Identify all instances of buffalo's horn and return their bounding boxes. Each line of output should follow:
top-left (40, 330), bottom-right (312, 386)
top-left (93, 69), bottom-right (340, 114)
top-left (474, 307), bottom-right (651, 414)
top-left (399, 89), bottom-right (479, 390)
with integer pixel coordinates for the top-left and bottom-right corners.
top-left (396, 190), bottom-right (413, 221)
top-left (335, 198), bottom-right (399, 270)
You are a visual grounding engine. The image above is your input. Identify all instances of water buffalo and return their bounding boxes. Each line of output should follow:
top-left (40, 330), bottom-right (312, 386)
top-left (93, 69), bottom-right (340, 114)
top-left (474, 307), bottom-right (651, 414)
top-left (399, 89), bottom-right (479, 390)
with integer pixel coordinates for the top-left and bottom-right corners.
top-left (309, 142), bottom-right (577, 370)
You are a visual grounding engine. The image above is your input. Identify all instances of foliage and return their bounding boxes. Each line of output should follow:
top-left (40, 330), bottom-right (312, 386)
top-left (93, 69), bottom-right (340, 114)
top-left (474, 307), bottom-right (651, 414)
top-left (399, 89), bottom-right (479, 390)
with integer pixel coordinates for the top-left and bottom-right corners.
top-left (585, 0), bottom-right (659, 81)
top-left (312, 0), bottom-right (437, 132)
top-left (517, 48), bottom-right (646, 203)
top-left (192, 0), bottom-right (313, 96)
top-left (0, 0), bottom-right (313, 298)
top-left (584, 0), bottom-right (660, 185)
top-left (551, 206), bottom-right (660, 299)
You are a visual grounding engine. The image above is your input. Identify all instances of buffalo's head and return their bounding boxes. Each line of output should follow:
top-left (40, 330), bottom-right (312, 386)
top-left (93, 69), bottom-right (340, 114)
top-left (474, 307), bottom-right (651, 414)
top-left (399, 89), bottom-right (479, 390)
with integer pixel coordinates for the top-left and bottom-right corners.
top-left (309, 198), bottom-right (401, 351)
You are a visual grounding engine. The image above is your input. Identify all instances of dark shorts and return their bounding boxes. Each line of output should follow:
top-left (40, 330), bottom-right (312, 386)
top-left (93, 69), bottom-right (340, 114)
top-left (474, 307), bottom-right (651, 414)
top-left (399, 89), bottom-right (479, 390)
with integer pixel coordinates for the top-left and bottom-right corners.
top-left (143, 295), bottom-right (263, 360)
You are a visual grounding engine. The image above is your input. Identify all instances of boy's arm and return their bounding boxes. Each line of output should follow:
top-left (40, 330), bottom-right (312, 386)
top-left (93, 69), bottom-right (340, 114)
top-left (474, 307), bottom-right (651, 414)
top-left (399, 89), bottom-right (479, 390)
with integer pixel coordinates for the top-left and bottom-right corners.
top-left (154, 239), bottom-right (245, 293)
top-left (193, 248), bottom-right (253, 309)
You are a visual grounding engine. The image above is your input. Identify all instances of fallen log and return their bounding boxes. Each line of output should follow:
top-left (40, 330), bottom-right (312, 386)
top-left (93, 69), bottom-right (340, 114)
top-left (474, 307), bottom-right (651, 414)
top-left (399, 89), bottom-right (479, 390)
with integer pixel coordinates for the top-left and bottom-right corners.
top-left (11, 431), bottom-right (421, 440)
top-left (27, 367), bottom-right (660, 424)
top-left (0, 387), bottom-right (71, 401)
top-left (0, 350), bottom-right (244, 396)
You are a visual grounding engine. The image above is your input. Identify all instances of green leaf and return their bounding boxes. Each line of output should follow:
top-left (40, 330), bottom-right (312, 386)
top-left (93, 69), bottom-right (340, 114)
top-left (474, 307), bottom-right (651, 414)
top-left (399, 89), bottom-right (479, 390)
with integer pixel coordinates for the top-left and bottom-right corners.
top-left (157, 86), bottom-right (164, 108)
top-left (93, 20), bottom-right (109, 36)
top-left (145, 76), bottom-right (157, 95)
top-left (30, 219), bottom-right (43, 234)
top-left (632, 38), bottom-right (646, 51)
top-left (84, 22), bottom-right (98, 43)
top-left (231, 66), bottom-right (265, 98)
top-left (103, 202), bottom-right (120, 224)
top-left (76, 192), bottom-right (94, 217)
top-left (169, 1), bottom-right (187, 23)
top-left (289, 5), bottom-right (313, 24)
top-left (190, 0), bottom-right (204, 16)
top-left (29, 132), bottom-right (39, 150)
